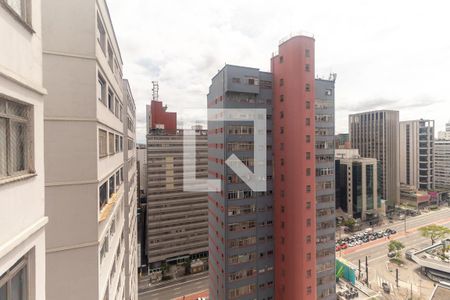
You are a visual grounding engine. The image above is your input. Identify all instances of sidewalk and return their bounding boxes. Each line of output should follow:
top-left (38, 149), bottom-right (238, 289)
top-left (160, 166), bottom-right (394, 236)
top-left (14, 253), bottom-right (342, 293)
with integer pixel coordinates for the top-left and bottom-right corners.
top-left (173, 289), bottom-right (208, 300)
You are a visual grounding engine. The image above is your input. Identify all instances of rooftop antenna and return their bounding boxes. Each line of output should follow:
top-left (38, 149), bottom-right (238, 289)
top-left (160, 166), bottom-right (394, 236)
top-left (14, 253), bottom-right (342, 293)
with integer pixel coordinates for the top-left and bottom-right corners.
top-left (152, 81), bottom-right (159, 101)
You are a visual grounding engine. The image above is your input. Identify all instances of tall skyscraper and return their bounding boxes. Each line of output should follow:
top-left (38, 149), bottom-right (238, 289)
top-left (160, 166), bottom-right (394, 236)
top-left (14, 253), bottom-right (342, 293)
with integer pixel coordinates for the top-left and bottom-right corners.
top-left (42, 0), bottom-right (138, 299)
top-left (400, 120), bottom-right (435, 190)
top-left (435, 139), bottom-right (450, 191)
top-left (349, 110), bottom-right (400, 208)
top-left (315, 77), bottom-right (336, 299)
top-left (272, 35), bottom-right (317, 300)
top-left (207, 65), bottom-right (274, 300)
top-left (0, 1), bottom-right (47, 298)
top-left (146, 102), bottom-right (208, 282)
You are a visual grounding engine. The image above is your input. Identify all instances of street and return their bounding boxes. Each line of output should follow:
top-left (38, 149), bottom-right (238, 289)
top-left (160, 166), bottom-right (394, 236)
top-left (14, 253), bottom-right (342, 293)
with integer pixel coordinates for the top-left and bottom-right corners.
top-left (341, 207), bottom-right (450, 299)
top-left (138, 273), bottom-right (208, 300)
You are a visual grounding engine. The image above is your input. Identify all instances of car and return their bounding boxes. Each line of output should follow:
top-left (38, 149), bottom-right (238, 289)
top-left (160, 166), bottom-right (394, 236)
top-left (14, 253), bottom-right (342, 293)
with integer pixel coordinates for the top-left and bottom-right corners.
top-left (391, 229), bottom-right (397, 234)
top-left (388, 252), bottom-right (396, 258)
top-left (399, 214), bottom-right (405, 220)
top-left (336, 245), bottom-right (341, 251)
top-left (341, 243), bottom-right (348, 249)
top-left (382, 282), bottom-right (391, 293)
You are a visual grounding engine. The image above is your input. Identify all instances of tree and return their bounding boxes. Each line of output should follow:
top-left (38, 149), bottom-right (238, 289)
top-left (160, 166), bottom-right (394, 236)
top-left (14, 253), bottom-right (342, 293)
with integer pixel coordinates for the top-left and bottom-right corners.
top-left (419, 224), bottom-right (450, 245)
top-left (388, 240), bottom-right (405, 258)
top-left (343, 218), bottom-right (356, 231)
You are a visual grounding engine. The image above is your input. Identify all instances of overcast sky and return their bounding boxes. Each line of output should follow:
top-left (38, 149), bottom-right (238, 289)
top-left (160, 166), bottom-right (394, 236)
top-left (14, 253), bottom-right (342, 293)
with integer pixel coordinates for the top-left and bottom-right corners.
top-left (107, 0), bottom-right (450, 143)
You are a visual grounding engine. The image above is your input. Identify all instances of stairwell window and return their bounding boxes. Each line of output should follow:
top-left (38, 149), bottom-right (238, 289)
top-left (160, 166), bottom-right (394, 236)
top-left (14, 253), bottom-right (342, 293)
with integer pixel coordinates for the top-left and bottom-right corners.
top-left (0, 98), bottom-right (33, 180)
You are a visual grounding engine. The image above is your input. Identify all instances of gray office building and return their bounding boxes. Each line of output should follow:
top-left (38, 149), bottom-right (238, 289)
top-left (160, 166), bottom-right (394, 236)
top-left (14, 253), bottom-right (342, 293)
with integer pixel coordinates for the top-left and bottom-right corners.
top-left (315, 77), bottom-right (337, 299)
top-left (349, 110), bottom-right (400, 208)
top-left (146, 129), bottom-right (208, 279)
top-left (207, 65), bottom-right (274, 300)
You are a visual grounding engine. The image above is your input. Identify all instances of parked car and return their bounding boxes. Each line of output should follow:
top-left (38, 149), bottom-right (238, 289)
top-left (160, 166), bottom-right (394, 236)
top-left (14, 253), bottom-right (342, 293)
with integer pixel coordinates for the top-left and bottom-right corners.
top-left (382, 282), bottom-right (391, 293)
top-left (387, 252), bottom-right (396, 258)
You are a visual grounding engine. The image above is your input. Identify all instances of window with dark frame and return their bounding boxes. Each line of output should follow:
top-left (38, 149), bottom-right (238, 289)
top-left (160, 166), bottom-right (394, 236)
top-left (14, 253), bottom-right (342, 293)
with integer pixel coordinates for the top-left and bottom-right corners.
top-left (0, 98), bottom-right (31, 179)
top-left (0, 254), bottom-right (29, 299)
top-left (98, 129), bottom-right (107, 158)
top-left (3, 0), bottom-right (31, 25)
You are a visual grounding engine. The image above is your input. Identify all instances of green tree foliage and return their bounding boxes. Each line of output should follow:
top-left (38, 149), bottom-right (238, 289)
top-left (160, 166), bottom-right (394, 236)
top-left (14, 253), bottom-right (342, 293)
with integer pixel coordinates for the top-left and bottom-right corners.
top-left (419, 224), bottom-right (450, 245)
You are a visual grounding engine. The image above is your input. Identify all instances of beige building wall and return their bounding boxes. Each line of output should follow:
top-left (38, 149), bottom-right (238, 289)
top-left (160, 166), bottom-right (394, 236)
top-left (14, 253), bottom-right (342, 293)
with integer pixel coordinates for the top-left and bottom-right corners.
top-left (42, 0), bottom-right (137, 299)
top-left (400, 120), bottom-right (434, 191)
top-left (349, 110), bottom-right (400, 208)
top-left (0, 0), bottom-right (48, 299)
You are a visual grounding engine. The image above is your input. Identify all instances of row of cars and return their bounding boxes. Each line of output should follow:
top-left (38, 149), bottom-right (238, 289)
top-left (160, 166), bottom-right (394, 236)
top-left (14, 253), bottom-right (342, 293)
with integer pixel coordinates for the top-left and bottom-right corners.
top-left (336, 228), bottom-right (397, 251)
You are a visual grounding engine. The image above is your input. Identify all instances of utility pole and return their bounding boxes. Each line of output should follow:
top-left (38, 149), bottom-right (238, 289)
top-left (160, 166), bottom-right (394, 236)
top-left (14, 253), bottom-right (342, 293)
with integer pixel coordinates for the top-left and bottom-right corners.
top-left (358, 259), bottom-right (361, 280)
top-left (365, 256), bottom-right (369, 285)
top-left (395, 268), bottom-right (399, 288)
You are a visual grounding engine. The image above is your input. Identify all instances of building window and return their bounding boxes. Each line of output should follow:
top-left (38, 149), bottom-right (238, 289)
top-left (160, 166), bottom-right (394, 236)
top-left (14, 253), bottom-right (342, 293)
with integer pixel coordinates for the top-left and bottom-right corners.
top-left (108, 132), bottom-right (115, 155)
top-left (307, 269), bottom-right (312, 277)
top-left (306, 135), bottom-right (311, 143)
top-left (306, 168), bottom-right (311, 176)
top-left (108, 176), bottom-right (115, 198)
top-left (107, 90), bottom-right (114, 112)
top-left (306, 218), bottom-right (311, 227)
top-left (99, 181), bottom-right (108, 210)
top-left (280, 111), bottom-right (284, 119)
top-left (306, 152), bottom-right (311, 160)
top-left (97, 74), bottom-right (106, 104)
top-left (306, 201), bottom-right (311, 209)
top-left (0, 98), bottom-right (32, 179)
top-left (305, 64), bottom-right (310, 72)
top-left (306, 252), bottom-right (311, 260)
top-left (325, 89), bottom-right (332, 96)
top-left (280, 78), bottom-right (284, 86)
top-left (307, 286), bottom-right (312, 295)
top-left (107, 42), bottom-right (114, 70)
top-left (232, 77), bottom-right (241, 84)
top-left (279, 56), bottom-right (284, 63)
top-left (97, 14), bottom-right (106, 53)
top-left (3, 0), bottom-right (31, 24)
top-left (0, 254), bottom-right (29, 300)
top-left (280, 158), bottom-right (284, 166)
top-left (280, 127), bottom-right (284, 134)
top-left (305, 49), bottom-right (310, 57)
top-left (306, 101), bottom-right (310, 109)
top-left (306, 118), bottom-right (310, 126)
top-left (306, 235), bottom-right (311, 243)
top-left (98, 129), bottom-right (107, 158)
top-left (280, 95), bottom-right (284, 102)
top-left (305, 83), bottom-right (311, 92)
top-left (115, 135), bottom-right (120, 153)
top-left (306, 185), bottom-right (311, 192)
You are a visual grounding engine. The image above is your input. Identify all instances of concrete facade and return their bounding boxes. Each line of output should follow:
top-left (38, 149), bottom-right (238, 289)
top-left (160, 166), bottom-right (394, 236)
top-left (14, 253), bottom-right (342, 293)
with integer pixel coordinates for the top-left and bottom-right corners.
top-left (207, 65), bottom-right (274, 300)
top-left (314, 78), bottom-right (336, 299)
top-left (435, 139), bottom-right (450, 191)
top-left (146, 129), bottom-right (208, 274)
top-left (349, 110), bottom-right (400, 208)
top-left (400, 120), bottom-right (435, 191)
top-left (335, 150), bottom-right (379, 221)
top-left (0, 0), bottom-right (47, 299)
top-left (42, 0), bottom-right (137, 299)
top-left (271, 35), bottom-right (318, 300)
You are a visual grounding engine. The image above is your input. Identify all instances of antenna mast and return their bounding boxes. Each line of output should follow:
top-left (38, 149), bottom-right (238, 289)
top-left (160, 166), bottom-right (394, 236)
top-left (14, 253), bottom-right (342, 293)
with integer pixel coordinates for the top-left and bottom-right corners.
top-left (152, 81), bottom-right (159, 101)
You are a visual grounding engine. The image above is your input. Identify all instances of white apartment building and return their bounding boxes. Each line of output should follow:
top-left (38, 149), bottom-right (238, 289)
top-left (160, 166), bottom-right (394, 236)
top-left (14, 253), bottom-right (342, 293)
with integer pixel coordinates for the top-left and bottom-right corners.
top-left (400, 120), bottom-right (435, 191)
top-left (1, 1), bottom-right (47, 299)
top-left (42, 0), bottom-right (137, 299)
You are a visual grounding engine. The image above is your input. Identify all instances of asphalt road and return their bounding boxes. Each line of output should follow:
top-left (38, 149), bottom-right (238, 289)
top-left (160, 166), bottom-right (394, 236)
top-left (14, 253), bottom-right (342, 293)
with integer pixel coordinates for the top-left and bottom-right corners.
top-left (139, 274), bottom-right (208, 300)
top-left (341, 207), bottom-right (450, 299)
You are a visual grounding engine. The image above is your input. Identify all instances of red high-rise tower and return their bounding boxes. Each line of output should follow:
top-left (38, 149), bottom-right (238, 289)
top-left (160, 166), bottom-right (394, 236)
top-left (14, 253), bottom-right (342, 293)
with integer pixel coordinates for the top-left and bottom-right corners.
top-left (271, 35), bottom-right (317, 299)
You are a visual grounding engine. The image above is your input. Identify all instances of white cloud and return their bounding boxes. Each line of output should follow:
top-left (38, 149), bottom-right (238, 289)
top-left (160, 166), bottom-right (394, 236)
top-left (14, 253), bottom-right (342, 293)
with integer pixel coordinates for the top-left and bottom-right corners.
top-left (107, 0), bottom-right (450, 142)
